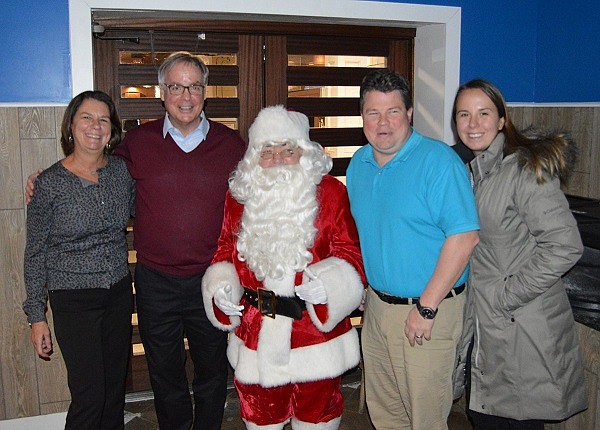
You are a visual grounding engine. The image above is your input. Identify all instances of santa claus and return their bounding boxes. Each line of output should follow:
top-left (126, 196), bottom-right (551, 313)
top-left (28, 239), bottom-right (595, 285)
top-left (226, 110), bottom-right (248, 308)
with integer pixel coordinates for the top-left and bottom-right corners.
top-left (202, 106), bottom-right (365, 430)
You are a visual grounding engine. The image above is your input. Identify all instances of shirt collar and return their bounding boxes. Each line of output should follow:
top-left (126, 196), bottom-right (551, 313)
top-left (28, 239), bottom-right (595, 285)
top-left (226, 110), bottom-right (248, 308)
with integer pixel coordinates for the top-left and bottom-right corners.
top-left (162, 112), bottom-right (210, 153)
top-left (362, 127), bottom-right (419, 167)
top-left (468, 132), bottom-right (505, 187)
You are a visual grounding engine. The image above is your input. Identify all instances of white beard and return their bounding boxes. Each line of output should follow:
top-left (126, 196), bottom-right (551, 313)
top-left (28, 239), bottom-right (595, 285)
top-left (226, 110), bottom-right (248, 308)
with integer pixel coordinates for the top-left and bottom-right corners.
top-left (234, 164), bottom-right (319, 281)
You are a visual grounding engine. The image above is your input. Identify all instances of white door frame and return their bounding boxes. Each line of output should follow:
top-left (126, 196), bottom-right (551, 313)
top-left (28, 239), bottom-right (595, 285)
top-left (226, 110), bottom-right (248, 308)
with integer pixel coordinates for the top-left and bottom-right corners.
top-left (69, 0), bottom-right (461, 142)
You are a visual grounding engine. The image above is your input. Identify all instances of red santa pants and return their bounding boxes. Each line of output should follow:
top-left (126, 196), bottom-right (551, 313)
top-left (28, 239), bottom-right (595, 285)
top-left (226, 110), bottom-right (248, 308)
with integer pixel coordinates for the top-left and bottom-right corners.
top-left (234, 376), bottom-right (344, 426)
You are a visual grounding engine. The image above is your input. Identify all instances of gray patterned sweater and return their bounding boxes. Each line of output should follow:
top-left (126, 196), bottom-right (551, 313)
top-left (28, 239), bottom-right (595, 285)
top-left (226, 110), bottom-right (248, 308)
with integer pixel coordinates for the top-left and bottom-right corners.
top-left (23, 156), bottom-right (135, 323)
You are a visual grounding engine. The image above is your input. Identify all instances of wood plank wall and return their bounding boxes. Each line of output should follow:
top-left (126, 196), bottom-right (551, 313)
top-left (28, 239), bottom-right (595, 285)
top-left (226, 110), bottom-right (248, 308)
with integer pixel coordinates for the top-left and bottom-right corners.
top-left (0, 106), bottom-right (70, 420)
top-left (0, 105), bottom-right (599, 420)
top-left (546, 323), bottom-right (600, 430)
top-left (508, 106), bottom-right (600, 198)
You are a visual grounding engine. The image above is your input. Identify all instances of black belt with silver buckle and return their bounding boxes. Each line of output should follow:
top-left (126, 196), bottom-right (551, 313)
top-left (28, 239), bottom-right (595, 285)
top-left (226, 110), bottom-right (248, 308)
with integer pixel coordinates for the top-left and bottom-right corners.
top-left (372, 284), bottom-right (465, 305)
top-left (243, 288), bottom-right (306, 320)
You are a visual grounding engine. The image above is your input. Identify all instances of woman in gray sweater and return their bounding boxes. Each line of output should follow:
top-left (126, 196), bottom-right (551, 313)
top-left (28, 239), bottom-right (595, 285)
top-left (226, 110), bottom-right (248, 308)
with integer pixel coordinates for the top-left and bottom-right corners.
top-left (23, 91), bottom-right (135, 429)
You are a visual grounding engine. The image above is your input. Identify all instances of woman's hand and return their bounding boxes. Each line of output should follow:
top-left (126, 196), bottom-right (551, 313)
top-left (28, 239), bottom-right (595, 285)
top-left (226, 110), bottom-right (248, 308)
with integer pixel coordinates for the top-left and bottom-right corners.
top-left (30, 321), bottom-right (53, 360)
top-left (24, 168), bottom-right (43, 204)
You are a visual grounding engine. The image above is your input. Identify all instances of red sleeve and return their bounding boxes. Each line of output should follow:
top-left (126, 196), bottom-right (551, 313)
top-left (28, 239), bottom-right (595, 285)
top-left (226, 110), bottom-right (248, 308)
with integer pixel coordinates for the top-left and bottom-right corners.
top-left (317, 176), bottom-right (366, 285)
top-left (212, 191), bottom-right (242, 264)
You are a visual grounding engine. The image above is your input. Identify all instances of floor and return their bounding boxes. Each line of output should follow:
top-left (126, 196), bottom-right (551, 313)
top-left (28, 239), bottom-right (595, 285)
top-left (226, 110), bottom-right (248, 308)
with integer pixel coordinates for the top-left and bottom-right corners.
top-left (123, 367), bottom-right (473, 429)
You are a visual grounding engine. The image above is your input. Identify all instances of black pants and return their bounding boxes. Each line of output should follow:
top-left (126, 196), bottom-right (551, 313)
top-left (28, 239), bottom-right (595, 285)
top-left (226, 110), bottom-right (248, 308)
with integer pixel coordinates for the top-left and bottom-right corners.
top-left (134, 263), bottom-right (228, 430)
top-left (49, 274), bottom-right (133, 430)
top-left (469, 410), bottom-right (545, 430)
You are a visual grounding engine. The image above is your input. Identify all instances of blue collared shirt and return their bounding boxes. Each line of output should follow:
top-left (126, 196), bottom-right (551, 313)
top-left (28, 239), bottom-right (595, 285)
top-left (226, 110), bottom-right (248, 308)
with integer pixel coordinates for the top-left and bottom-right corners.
top-left (162, 112), bottom-right (210, 153)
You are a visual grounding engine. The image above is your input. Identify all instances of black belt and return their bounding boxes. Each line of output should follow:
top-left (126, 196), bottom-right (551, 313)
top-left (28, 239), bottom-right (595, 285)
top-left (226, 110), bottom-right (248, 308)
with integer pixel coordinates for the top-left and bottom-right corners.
top-left (372, 284), bottom-right (465, 305)
top-left (243, 288), bottom-right (306, 320)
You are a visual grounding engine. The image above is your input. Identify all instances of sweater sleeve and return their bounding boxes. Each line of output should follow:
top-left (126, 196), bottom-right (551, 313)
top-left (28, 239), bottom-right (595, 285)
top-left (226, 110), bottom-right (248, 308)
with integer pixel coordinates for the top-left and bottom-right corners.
top-left (113, 130), bottom-right (135, 178)
top-left (23, 174), bottom-right (54, 323)
top-left (128, 173), bottom-right (136, 218)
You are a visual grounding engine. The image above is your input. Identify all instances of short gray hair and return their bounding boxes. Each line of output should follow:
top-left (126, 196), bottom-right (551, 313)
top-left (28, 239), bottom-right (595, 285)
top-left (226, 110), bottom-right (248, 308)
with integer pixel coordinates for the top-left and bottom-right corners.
top-left (158, 51), bottom-right (209, 86)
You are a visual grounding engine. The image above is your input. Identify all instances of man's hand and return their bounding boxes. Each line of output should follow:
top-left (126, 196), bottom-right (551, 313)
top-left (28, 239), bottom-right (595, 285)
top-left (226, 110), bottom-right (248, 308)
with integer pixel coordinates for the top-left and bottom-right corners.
top-left (24, 168), bottom-right (43, 204)
top-left (404, 307), bottom-right (434, 347)
top-left (214, 285), bottom-right (244, 316)
top-left (30, 321), bottom-right (53, 360)
top-left (296, 268), bottom-right (327, 304)
top-left (403, 230), bottom-right (478, 347)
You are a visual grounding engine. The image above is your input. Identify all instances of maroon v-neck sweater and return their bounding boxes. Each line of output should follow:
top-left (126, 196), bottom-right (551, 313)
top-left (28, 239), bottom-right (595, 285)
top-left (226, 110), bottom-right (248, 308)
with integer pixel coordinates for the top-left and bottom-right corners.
top-left (115, 118), bottom-right (246, 276)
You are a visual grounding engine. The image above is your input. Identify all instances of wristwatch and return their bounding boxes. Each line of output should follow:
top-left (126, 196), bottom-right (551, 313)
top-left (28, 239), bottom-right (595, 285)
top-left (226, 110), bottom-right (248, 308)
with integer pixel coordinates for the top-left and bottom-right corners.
top-left (416, 300), bottom-right (437, 319)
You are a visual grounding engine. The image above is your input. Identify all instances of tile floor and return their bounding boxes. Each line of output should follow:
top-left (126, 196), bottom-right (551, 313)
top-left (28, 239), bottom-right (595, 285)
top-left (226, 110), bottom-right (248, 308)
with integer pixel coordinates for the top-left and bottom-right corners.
top-left (123, 367), bottom-right (473, 429)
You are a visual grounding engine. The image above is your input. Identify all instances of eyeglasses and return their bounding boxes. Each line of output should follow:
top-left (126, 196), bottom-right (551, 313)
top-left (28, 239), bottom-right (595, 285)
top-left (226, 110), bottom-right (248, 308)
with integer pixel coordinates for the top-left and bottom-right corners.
top-left (259, 142), bottom-right (301, 160)
top-left (163, 83), bottom-right (205, 96)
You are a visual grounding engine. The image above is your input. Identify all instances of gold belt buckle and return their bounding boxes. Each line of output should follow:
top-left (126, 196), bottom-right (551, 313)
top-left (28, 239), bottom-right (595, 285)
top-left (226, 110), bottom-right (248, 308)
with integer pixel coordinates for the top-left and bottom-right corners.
top-left (257, 288), bottom-right (276, 319)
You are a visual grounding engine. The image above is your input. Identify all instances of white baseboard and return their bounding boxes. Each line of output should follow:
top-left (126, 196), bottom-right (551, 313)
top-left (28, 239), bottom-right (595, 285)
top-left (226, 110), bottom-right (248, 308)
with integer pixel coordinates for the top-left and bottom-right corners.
top-left (0, 412), bottom-right (66, 430)
top-left (0, 410), bottom-right (143, 429)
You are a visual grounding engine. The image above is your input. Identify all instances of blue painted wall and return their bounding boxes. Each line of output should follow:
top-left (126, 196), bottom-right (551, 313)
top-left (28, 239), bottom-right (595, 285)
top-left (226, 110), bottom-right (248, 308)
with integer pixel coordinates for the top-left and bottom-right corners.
top-left (535, 0), bottom-right (600, 102)
top-left (0, 0), bottom-right (598, 103)
top-left (388, 0), bottom-right (599, 103)
top-left (0, 0), bottom-right (71, 103)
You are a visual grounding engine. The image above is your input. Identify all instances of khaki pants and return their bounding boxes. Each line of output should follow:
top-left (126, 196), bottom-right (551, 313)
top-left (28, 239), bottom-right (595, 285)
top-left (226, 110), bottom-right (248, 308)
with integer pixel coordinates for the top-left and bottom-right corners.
top-left (362, 287), bottom-right (465, 430)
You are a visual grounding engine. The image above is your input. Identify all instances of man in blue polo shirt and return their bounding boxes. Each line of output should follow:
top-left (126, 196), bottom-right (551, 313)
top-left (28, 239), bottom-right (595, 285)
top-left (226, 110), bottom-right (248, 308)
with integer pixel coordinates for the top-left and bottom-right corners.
top-left (346, 69), bottom-right (479, 430)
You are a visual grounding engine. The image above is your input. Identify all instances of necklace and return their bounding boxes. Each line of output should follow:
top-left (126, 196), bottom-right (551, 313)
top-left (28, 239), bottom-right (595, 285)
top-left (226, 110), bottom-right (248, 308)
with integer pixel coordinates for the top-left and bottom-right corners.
top-left (69, 154), bottom-right (107, 176)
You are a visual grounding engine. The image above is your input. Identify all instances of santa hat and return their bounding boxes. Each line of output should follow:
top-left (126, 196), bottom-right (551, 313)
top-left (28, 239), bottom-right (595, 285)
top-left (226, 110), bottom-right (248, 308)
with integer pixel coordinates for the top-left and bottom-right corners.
top-left (248, 105), bottom-right (310, 149)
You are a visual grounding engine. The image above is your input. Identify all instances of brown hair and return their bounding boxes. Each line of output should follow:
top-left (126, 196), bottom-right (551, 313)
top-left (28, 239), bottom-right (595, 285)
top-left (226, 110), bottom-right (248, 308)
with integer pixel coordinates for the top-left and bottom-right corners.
top-left (60, 91), bottom-right (121, 156)
top-left (453, 79), bottom-right (574, 184)
top-left (359, 69), bottom-right (412, 112)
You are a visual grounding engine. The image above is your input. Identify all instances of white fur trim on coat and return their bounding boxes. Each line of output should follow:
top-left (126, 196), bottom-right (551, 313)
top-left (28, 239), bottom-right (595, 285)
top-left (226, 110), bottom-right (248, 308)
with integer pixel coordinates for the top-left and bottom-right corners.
top-left (244, 418), bottom-right (290, 430)
top-left (292, 416), bottom-right (341, 430)
top-left (303, 257), bottom-right (364, 332)
top-left (201, 261), bottom-right (243, 331)
top-left (256, 311), bottom-right (294, 386)
top-left (253, 274), bottom-right (296, 385)
top-left (228, 327), bottom-right (360, 387)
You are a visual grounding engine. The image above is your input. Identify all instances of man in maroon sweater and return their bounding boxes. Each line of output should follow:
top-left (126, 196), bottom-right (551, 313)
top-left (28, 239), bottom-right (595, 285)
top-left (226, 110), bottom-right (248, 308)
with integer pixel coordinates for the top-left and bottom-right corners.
top-left (115, 52), bottom-right (246, 429)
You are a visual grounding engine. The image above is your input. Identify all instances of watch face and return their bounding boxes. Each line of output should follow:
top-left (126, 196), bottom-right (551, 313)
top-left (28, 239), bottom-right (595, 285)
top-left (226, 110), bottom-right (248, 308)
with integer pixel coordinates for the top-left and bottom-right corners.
top-left (417, 301), bottom-right (437, 319)
top-left (420, 308), bottom-right (436, 319)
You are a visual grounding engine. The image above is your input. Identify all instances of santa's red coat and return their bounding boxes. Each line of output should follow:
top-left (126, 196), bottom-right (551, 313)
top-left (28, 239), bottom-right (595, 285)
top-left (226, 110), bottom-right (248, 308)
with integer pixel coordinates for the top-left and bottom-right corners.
top-left (202, 175), bottom-right (366, 388)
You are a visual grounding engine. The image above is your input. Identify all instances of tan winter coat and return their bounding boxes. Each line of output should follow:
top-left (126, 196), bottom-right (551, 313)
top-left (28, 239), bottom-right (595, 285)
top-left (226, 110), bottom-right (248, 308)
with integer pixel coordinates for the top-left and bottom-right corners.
top-left (458, 132), bottom-right (587, 420)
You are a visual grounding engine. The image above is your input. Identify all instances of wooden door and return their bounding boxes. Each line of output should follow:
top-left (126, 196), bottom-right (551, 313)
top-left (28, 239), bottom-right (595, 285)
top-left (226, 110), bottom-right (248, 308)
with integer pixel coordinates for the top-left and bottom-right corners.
top-left (92, 17), bottom-right (415, 393)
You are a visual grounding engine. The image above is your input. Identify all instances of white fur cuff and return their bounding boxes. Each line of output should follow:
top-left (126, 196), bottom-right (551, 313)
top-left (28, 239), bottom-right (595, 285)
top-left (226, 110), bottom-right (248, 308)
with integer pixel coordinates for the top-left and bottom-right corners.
top-left (303, 257), bottom-right (364, 332)
top-left (202, 261), bottom-right (243, 331)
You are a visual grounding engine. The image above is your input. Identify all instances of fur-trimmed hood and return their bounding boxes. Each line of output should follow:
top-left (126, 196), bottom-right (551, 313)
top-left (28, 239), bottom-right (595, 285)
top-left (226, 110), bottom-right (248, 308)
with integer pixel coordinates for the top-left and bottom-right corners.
top-left (509, 127), bottom-right (577, 184)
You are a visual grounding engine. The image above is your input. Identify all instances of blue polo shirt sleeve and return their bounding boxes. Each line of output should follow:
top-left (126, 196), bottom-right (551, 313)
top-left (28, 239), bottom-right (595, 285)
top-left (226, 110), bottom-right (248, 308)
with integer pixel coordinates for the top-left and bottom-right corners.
top-left (429, 151), bottom-right (479, 238)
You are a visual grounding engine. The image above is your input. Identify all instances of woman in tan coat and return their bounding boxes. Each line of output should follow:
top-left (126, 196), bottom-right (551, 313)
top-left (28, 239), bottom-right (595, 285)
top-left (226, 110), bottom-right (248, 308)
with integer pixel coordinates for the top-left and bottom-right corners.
top-left (452, 79), bottom-right (587, 429)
